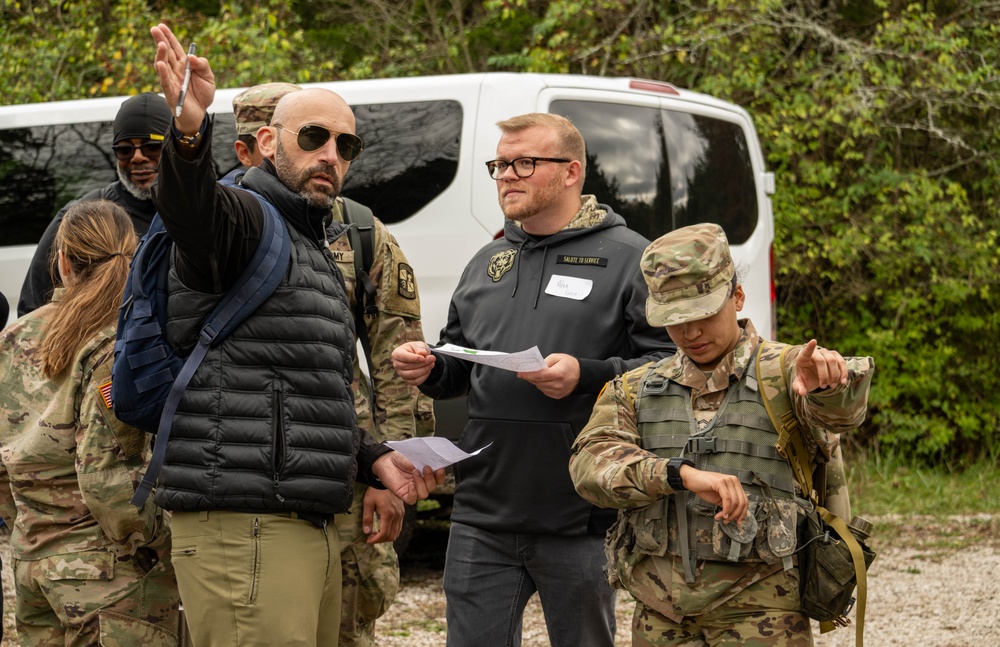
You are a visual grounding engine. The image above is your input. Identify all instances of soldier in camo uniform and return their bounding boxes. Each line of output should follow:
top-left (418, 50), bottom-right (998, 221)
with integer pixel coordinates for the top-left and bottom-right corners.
top-left (231, 84), bottom-right (436, 647)
top-left (569, 223), bottom-right (874, 647)
top-left (0, 201), bottom-right (179, 647)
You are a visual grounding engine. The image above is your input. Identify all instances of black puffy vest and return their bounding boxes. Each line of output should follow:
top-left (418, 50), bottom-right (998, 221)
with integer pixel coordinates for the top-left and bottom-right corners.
top-left (156, 223), bottom-right (358, 515)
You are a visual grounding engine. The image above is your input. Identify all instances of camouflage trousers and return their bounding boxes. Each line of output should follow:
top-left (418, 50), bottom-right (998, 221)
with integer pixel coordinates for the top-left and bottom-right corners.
top-left (631, 568), bottom-right (813, 647)
top-left (14, 549), bottom-right (180, 647)
top-left (334, 484), bottom-right (401, 647)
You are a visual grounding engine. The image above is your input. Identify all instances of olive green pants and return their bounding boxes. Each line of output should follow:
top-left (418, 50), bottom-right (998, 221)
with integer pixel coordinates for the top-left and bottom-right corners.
top-left (171, 510), bottom-right (341, 647)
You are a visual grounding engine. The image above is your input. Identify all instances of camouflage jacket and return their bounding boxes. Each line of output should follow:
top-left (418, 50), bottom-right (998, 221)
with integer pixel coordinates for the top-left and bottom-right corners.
top-left (568, 319), bottom-right (874, 618)
top-left (327, 197), bottom-right (434, 442)
top-left (0, 293), bottom-right (168, 560)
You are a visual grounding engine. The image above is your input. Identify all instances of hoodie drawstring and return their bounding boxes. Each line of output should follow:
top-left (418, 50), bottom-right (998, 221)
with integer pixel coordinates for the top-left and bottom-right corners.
top-left (532, 246), bottom-right (548, 309)
top-left (510, 239), bottom-right (527, 298)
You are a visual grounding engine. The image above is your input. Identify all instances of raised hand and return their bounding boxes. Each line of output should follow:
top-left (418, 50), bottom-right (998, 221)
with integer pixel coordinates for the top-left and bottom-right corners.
top-left (150, 23), bottom-right (215, 134)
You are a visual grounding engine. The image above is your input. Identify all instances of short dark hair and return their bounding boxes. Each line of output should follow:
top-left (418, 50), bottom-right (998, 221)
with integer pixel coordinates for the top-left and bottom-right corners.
top-left (237, 134), bottom-right (257, 153)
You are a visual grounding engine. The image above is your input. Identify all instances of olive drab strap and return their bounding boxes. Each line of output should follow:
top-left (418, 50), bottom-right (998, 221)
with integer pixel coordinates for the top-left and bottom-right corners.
top-left (817, 509), bottom-right (869, 644)
top-left (755, 340), bottom-right (869, 647)
top-left (757, 343), bottom-right (815, 503)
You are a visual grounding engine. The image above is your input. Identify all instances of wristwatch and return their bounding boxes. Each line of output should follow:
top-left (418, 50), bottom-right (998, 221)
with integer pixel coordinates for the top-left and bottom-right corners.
top-left (667, 457), bottom-right (695, 492)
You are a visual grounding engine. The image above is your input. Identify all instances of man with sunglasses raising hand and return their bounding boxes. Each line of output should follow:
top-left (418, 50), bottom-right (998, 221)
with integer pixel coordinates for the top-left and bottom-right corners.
top-left (17, 92), bottom-right (171, 315)
top-left (148, 23), bottom-right (444, 647)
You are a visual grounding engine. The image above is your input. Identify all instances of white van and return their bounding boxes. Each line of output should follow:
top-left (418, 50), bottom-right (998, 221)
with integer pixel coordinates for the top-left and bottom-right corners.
top-left (0, 73), bottom-right (776, 420)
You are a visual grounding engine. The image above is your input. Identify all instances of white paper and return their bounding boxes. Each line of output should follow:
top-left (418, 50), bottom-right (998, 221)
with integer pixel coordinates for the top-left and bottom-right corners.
top-left (544, 274), bottom-right (593, 300)
top-left (434, 343), bottom-right (547, 372)
top-left (386, 437), bottom-right (492, 471)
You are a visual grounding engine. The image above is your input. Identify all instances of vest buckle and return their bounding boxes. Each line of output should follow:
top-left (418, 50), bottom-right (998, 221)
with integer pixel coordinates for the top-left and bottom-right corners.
top-left (686, 436), bottom-right (718, 454)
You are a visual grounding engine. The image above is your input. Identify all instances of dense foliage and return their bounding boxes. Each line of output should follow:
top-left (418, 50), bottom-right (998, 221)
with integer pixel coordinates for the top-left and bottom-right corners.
top-left (2, 0), bottom-right (997, 461)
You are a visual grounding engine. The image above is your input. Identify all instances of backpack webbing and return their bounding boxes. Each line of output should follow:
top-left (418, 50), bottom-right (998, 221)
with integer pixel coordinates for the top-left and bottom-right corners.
top-left (341, 197), bottom-right (380, 438)
top-left (755, 341), bottom-right (869, 647)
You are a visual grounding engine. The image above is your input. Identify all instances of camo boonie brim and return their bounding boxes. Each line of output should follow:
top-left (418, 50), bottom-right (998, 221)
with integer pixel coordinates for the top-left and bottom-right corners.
top-left (233, 82), bottom-right (302, 135)
top-left (642, 223), bottom-right (735, 327)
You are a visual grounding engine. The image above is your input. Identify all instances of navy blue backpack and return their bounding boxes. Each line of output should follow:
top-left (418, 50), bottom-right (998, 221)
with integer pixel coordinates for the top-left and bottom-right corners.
top-left (113, 187), bottom-right (290, 506)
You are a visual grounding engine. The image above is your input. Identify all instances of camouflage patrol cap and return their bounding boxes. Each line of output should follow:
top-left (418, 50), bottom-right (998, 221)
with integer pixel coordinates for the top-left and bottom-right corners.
top-left (233, 82), bottom-right (302, 135)
top-left (641, 223), bottom-right (735, 327)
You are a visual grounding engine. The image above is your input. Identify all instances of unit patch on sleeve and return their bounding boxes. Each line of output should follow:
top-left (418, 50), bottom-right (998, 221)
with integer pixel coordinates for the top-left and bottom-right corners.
top-left (397, 263), bottom-right (417, 299)
top-left (557, 255), bottom-right (607, 267)
top-left (488, 249), bottom-right (518, 282)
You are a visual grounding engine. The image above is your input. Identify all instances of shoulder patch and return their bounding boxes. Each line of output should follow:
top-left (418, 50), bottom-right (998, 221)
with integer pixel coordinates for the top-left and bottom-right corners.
top-left (99, 380), bottom-right (114, 409)
top-left (397, 263), bottom-right (417, 300)
top-left (488, 249), bottom-right (518, 282)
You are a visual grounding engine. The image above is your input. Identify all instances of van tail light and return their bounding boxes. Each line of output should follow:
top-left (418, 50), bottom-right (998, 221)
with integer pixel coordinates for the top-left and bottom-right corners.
top-left (769, 244), bottom-right (777, 339)
top-left (494, 229), bottom-right (504, 240)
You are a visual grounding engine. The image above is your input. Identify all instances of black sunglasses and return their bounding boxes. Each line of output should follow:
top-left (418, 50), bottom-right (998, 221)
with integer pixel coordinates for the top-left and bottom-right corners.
top-left (112, 141), bottom-right (164, 161)
top-left (275, 124), bottom-right (364, 161)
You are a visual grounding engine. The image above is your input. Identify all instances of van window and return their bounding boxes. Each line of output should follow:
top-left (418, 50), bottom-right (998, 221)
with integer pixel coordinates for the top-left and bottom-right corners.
top-left (0, 118), bottom-right (241, 247)
top-left (550, 100), bottom-right (757, 244)
top-left (0, 98), bottom-right (461, 247)
top-left (342, 100), bottom-right (462, 224)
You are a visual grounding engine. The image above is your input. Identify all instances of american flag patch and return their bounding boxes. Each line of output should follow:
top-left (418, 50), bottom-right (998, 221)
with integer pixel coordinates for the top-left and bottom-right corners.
top-left (99, 381), bottom-right (113, 409)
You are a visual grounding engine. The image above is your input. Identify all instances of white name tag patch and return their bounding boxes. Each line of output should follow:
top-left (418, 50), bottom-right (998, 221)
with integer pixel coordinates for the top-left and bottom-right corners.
top-left (545, 274), bottom-right (593, 301)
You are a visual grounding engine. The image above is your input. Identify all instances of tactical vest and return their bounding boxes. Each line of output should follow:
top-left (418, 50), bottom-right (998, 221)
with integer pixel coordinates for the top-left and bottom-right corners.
top-left (633, 351), bottom-right (805, 582)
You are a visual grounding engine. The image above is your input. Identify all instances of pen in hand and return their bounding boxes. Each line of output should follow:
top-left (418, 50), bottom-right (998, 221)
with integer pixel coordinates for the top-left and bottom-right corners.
top-left (175, 43), bottom-right (197, 118)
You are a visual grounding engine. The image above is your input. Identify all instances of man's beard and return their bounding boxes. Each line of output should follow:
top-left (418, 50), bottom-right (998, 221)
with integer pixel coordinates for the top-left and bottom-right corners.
top-left (117, 165), bottom-right (153, 201)
top-left (275, 138), bottom-right (341, 209)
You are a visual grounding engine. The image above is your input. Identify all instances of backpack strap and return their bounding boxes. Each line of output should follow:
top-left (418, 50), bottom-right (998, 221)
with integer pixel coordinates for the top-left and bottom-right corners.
top-left (755, 340), bottom-right (868, 647)
top-left (131, 195), bottom-right (290, 506)
top-left (341, 197), bottom-right (381, 437)
top-left (756, 341), bottom-right (815, 502)
top-left (343, 197), bottom-right (378, 317)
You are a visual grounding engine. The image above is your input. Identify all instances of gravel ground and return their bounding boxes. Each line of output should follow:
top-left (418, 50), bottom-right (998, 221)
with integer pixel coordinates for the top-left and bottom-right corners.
top-left (376, 515), bottom-right (1000, 647)
top-left (2, 515), bottom-right (997, 646)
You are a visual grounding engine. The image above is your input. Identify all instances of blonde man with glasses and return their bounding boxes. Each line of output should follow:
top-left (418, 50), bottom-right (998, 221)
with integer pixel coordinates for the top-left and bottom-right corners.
top-left (393, 113), bottom-right (675, 647)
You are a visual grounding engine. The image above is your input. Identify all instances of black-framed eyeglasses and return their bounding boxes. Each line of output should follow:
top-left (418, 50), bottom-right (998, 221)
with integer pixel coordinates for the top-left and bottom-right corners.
top-left (275, 124), bottom-right (364, 161)
top-left (485, 156), bottom-right (571, 180)
top-left (111, 141), bottom-right (164, 161)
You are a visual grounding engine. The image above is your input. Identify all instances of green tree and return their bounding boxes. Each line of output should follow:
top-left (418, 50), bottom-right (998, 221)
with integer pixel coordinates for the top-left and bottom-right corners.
top-left (3, 0), bottom-right (998, 460)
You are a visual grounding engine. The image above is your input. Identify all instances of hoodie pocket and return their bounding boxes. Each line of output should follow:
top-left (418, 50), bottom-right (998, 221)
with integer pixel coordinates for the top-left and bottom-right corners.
top-left (454, 418), bottom-right (591, 533)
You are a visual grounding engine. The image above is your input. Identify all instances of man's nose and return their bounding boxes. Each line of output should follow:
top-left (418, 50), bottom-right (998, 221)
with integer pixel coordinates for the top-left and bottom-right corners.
top-left (316, 135), bottom-right (342, 164)
top-left (499, 164), bottom-right (520, 181)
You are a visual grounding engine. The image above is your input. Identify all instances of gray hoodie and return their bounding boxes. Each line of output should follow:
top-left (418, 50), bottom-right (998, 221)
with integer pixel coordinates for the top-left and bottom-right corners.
top-left (421, 200), bottom-right (675, 536)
